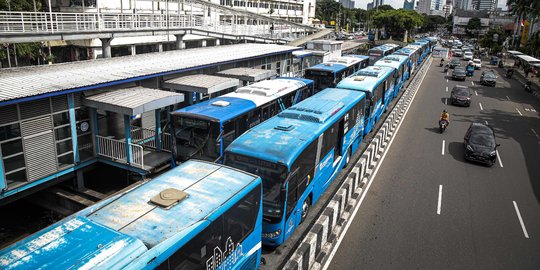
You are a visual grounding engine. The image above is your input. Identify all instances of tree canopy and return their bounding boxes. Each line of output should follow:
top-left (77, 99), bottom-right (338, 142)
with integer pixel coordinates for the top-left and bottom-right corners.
top-left (372, 9), bottom-right (424, 38)
top-left (0, 0), bottom-right (41, 11)
top-left (466, 17), bottom-right (482, 36)
top-left (422, 15), bottom-right (447, 31)
top-left (479, 26), bottom-right (509, 53)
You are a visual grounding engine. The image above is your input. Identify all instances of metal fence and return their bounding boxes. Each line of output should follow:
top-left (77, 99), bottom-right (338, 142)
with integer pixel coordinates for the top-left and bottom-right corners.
top-left (96, 135), bottom-right (144, 169)
top-left (0, 10), bottom-right (309, 40)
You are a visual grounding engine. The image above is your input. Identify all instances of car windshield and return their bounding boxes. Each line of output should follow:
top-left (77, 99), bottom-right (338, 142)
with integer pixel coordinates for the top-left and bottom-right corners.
top-left (454, 88), bottom-right (469, 96)
top-left (451, 60), bottom-right (460, 64)
top-left (474, 60), bottom-right (481, 63)
top-left (484, 72), bottom-right (496, 79)
top-left (470, 133), bottom-right (495, 148)
top-left (454, 68), bottom-right (466, 73)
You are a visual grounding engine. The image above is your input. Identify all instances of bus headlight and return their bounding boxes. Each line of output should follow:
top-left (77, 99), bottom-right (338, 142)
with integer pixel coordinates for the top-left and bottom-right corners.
top-left (262, 229), bottom-right (282, 239)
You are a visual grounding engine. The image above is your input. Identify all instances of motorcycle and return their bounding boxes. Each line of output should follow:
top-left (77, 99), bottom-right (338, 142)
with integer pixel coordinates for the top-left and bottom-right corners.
top-left (439, 119), bottom-right (449, 133)
top-left (506, 69), bottom-right (514, 78)
top-left (444, 64), bottom-right (449, 73)
top-left (525, 80), bottom-right (532, 92)
top-left (440, 61), bottom-right (444, 67)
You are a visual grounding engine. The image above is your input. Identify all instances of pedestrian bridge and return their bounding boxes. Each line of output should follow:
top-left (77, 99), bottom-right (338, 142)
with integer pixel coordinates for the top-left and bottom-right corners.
top-left (0, 0), bottom-right (319, 45)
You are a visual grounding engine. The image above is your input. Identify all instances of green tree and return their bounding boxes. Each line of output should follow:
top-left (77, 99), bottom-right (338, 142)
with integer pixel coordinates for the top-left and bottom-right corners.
top-left (372, 9), bottom-right (424, 39)
top-left (0, 0), bottom-right (41, 11)
top-left (315, 0), bottom-right (341, 25)
top-left (422, 15), bottom-right (446, 32)
top-left (479, 26), bottom-right (509, 53)
top-left (376, 5), bottom-right (394, 11)
top-left (466, 17), bottom-right (482, 36)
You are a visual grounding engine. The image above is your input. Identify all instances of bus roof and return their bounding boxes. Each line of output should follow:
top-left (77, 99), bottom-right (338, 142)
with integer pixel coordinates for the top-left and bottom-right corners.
top-left (172, 78), bottom-right (312, 122)
top-left (337, 66), bottom-right (395, 92)
top-left (225, 88), bottom-right (365, 167)
top-left (326, 57), bottom-right (363, 68)
top-left (393, 48), bottom-right (416, 57)
top-left (0, 160), bottom-right (260, 269)
top-left (346, 54), bottom-right (370, 60)
top-left (374, 55), bottom-right (408, 69)
top-left (306, 62), bottom-right (348, 73)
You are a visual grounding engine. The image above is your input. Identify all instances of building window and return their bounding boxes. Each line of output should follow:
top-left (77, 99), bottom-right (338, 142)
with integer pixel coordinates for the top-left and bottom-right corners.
top-left (76, 107), bottom-right (93, 162)
top-left (0, 123), bottom-right (26, 189)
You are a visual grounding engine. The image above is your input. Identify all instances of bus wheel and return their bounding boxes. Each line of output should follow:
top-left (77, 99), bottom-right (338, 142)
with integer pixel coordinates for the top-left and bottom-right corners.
top-left (300, 197), bottom-right (311, 223)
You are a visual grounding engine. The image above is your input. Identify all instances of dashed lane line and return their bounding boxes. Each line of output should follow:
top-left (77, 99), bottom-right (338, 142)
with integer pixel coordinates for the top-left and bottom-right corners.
top-left (516, 108), bottom-right (523, 116)
top-left (513, 201), bottom-right (530, 239)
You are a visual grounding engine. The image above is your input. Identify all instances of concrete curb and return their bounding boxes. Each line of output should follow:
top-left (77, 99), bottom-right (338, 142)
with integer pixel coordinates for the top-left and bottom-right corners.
top-left (284, 56), bottom-right (433, 270)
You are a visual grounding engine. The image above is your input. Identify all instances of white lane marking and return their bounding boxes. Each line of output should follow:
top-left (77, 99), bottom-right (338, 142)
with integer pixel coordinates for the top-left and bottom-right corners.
top-left (531, 129), bottom-right (540, 144)
top-left (516, 108), bottom-right (523, 116)
top-left (437, 185), bottom-right (443, 215)
top-left (475, 90), bottom-right (478, 96)
top-left (441, 140), bottom-right (445, 155)
top-left (322, 58), bottom-right (430, 270)
top-left (485, 121), bottom-right (489, 125)
top-left (446, 86), bottom-right (448, 92)
top-left (472, 81), bottom-right (475, 86)
top-left (496, 150), bottom-right (503, 167)
top-left (447, 78), bottom-right (449, 83)
top-left (479, 103), bottom-right (483, 110)
top-left (506, 96), bottom-right (510, 101)
top-left (513, 201), bottom-right (529, 239)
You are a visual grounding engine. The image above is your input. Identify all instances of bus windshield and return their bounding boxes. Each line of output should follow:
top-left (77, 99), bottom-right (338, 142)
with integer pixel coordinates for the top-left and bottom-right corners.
top-left (224, 153), bottom-right (288, 222)
top-left (173, 115), bottom-right (219, 161)
top-left (305, 70), bottom-right (335, 91)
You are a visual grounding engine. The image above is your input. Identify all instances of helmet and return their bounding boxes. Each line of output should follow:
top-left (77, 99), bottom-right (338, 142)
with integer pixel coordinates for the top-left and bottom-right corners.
top-left (443, 109), bottom-right (447, 113)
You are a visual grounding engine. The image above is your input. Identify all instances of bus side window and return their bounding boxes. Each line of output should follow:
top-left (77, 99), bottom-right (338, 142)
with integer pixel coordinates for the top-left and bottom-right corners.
top-left (321, 124), bottom-right (338, 158)
top-left (286, 171), bottom-right (299, 218)
top-left (159, 217), bottom-right (224, 270)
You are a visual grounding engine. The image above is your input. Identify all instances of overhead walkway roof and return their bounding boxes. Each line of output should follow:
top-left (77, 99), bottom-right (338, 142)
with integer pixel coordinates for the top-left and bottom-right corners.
top-left (0, 43), bottom-right (300, 106)
top-left (83, 87), bottom-right (184, 116)
top-left (215, 68), bottom-right (276, 83)
top-left (162, 74), bottom-right (239, 94)
top-left (287, 29), bottom-right (333, 47)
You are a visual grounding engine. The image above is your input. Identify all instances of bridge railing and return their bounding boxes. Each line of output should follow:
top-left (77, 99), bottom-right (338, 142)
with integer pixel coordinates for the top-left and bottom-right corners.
top-left (0, 10), bottom-right (313, 39)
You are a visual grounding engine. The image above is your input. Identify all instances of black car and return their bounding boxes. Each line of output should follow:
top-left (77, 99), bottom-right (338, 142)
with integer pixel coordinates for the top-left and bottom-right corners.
top-left (452, 67), bottom-right (467, 81)
top-left (450, 85), bottom-right (471, 106)
top-left (449, 59), bottom-right (461, 69)
top-left (480, 70), bottom-right (497, 86)
top-left (464, 122), bottom-right (500, 166)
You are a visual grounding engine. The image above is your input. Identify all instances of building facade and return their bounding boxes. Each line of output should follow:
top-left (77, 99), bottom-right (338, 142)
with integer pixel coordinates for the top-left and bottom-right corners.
top-left (416, 0), bottom-right (432, 14)
top-left (339, 0), bottom-right (355, 9)
top-left (403, 0), bottom-right (415, 10)
top-left (471, 0), bottom-right (498, 11)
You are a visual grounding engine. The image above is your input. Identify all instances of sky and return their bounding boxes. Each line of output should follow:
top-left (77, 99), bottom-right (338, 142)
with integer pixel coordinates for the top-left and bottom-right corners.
top-left (355, 0), bottom-right (507, 10)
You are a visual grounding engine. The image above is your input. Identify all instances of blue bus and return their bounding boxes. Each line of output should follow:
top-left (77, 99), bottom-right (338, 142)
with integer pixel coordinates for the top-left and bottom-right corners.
top-left (410, 40), bottom-right (430, 62)
top-left (393, 47), bottom-right (420, 75)
top-left (367, 44), bottom-right (401, 65)
top-left (336, 65), bottom-right (395, 135)
top-left (223, 88), bottom-right (366, 246)
top-left (374, 55), bottom-right (410, 98)
top-left (402, 45), bottom-right (425, 66)
top-left (304, 56), bottom-right (368, 92)
top-left (0, 160), bottom-right (263, 270)
top-left (171, 77), bottom-right (314, 162)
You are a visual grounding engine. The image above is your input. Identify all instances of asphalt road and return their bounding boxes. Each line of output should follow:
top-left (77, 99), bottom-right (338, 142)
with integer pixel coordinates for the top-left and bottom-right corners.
top-left (325, 59), bottom-right (540, 269)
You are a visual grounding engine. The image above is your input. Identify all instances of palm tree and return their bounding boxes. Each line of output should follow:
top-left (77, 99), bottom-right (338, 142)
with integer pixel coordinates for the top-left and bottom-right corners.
top-left (507, 0), bottom-right (539, 48)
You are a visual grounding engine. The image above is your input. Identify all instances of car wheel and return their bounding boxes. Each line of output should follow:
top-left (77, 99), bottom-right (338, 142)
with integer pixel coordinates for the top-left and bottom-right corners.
top-left (300, 197), bottom-right (311, 223)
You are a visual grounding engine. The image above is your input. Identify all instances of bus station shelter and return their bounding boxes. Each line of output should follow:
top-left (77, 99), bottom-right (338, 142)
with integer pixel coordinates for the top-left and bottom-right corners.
top-left (215, 68), bottom-right (276, 86)
top-left (162, 74), bottom-right (239, 106)
top-left (83, 87), bottom-right (184, 173)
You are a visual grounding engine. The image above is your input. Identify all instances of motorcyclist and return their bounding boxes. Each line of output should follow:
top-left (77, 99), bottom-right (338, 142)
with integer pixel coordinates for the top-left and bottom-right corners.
top-left (440, 58), bottom-right (445, 66)
top-left (506, 68), bottom-right (514, 78)
top-left (440, 109), bottom-right (449, 124)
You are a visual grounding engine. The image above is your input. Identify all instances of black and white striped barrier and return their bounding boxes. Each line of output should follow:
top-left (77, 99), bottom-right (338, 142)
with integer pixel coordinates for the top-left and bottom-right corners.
top-left (284, 57), bottom-right (433, 270)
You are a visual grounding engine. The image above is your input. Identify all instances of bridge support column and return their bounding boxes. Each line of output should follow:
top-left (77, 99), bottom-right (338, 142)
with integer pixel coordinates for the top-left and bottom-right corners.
top-left (175, 34), bottom-right (185, 50)
top-left (130, 45), bottom-right (136, 56)
top-left (158, 43), bottom-right (163, 52)
top-left (201, 40), bottom-right (207, 47)
top-left (215, 39), bottom-right (220, 46)
top-left (100, 38), bottom-right (112, 58)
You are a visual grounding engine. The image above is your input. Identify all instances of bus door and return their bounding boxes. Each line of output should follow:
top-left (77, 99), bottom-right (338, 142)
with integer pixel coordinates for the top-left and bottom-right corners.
top-left (284, 169), bottom-right (300, 240)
